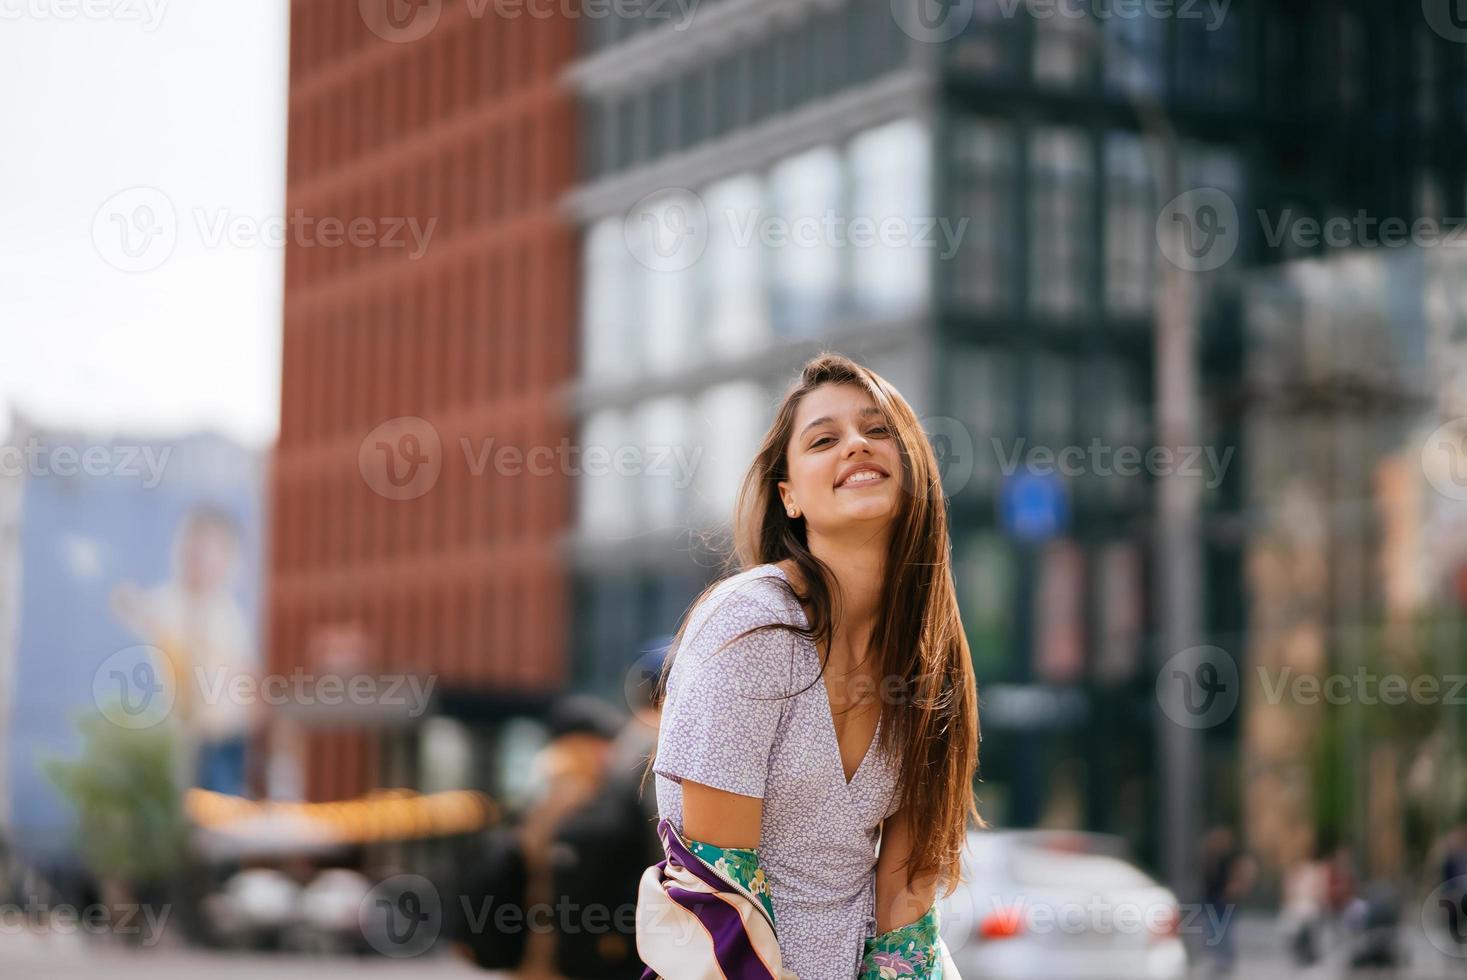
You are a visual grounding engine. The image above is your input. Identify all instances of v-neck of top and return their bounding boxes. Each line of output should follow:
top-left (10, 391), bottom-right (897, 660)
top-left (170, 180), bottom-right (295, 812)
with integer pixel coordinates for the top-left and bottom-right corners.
top-left (766, 563), bottom-right (882, 789)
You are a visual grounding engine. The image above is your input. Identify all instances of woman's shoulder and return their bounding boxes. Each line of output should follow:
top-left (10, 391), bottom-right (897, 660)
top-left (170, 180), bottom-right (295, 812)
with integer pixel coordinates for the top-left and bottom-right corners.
top-left (692, 563), bottom-right (805, 632)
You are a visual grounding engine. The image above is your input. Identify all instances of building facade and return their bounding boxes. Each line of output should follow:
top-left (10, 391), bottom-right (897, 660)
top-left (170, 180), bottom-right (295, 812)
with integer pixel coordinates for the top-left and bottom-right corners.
top-left (272, 0), bottom-right (579, 802)
top-left (565, 0), bottom-right (1467, 876)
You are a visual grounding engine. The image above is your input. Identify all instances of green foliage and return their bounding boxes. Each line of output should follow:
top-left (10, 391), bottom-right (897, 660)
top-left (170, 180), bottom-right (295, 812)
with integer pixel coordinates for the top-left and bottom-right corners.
top-left (42, 708), bottom-right (187, 885)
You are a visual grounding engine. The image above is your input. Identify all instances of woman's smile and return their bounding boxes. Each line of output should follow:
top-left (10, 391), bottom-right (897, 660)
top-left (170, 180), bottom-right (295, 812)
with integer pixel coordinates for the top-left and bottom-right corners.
top-left (834, 463), bottom-right (890, 489)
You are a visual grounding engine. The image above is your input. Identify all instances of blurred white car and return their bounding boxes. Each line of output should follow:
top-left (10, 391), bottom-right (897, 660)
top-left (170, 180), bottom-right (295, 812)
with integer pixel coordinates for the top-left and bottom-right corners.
top-left (936, 830), bottom-right (1188, 980)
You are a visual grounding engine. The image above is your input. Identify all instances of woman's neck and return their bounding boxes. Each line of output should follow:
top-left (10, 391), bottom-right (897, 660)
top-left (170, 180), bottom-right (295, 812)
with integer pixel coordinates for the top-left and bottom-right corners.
top-left (804, 529), bottom-right (887, 668)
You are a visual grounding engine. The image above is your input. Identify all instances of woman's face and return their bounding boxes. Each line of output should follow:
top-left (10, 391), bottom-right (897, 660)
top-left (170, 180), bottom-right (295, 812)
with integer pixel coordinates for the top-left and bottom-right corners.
top-left (778, 383), bottom-right (903, 536)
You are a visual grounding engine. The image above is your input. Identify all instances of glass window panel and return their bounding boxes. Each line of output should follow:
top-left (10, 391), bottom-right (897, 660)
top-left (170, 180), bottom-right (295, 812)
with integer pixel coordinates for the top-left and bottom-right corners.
top-left (1104, 131), bottom-right (1157, 317)
top-left (578, 409), bottom-right (636, 538)
top-left (1026, 351), bottom-right (1075, 454)
top-left (1095, 540), bottom-right (1144, 684)
top-left (1030, 127), bottom-right (1095, 320)
top-left (581, 218), bottom-right (636, 380)
top-left (949, 118), bottom-right (1017, 311)
top-left (1034, 538), bottom-right (1085, 685)
top-left (768, 146), bottom-right (845, 338)
top-left (1103, 8), bottom-right (1165, 97)
top-left (947, 346), bottom-right (1016, 496)
top-left (692, 381), bottom-right (771, 526)
top-left (849, 118), bottom-right (932, 318)
top-left (633, 397), bottom-right (694, 533)
top-left (1034, 7), bottom-right (1093, 86)
top-left (702, 174), bottom-right (770, 358)
top-left (950, 0), bottom-right (1017, 76)
top-left (956, 532), bottom-right (1015, 678)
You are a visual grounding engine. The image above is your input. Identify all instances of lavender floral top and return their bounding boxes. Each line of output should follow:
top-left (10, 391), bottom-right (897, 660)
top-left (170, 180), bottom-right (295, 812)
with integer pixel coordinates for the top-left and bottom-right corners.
top-left (653, 564), bottom-right (904, 980)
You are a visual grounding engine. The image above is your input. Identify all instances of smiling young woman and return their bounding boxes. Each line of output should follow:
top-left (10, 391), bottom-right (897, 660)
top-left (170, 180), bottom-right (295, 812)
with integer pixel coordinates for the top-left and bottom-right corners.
top-left (641, 353), bottom-right (982, 979)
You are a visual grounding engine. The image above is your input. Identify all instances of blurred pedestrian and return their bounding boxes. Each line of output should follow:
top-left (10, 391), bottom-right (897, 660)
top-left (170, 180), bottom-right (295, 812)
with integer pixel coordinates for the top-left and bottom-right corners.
top-left (546, 668), bottom-right (665, 979)
top-left (1279, 842), bottom-right (1327, 966)
top-left (1199, 826), bottom-right (1255, 976)
top-left (517, 695), bottom-right (623, 979)
top-left (1437, 823), bottom-right (1467, 956)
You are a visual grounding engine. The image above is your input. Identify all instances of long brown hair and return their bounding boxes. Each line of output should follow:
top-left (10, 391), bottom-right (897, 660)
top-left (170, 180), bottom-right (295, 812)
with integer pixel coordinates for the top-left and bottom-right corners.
top-left (645, 352), bottom-right (982, 897)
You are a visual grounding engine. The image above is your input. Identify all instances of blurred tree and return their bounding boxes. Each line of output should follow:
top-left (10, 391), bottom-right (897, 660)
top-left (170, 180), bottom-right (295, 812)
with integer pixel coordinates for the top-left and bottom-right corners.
top-left (43, 708), bottom-right (187, 892)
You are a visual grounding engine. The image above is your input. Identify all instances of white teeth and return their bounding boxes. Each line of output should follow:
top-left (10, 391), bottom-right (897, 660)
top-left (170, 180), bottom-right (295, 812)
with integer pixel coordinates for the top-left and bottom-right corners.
top-left (841, 470), bottom-right (883, 486)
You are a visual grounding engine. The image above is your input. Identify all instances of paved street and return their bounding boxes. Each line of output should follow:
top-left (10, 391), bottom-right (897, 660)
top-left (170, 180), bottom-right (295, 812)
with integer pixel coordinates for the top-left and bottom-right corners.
top-left (3, 914), bottom-right (1465, 979)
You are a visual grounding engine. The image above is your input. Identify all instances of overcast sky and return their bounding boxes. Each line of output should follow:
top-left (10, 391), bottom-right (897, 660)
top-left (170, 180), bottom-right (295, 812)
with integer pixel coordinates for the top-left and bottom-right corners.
top-left (0, 1), bottom-right (288, 448)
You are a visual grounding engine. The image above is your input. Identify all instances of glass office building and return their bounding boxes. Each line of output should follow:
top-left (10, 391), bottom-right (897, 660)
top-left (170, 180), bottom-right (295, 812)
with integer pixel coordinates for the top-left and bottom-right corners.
top-left (567, 0), bottom-right (1466, 869)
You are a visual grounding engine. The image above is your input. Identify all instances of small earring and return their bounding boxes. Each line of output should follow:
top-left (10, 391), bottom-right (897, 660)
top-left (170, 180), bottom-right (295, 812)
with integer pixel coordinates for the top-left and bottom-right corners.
top-left (787, 507), bottom-right (798, 518)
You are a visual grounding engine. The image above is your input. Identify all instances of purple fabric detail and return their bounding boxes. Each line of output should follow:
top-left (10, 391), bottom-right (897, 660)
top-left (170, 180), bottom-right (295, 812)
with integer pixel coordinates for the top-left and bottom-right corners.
top-left (639, 816), bottom-right (780, 980)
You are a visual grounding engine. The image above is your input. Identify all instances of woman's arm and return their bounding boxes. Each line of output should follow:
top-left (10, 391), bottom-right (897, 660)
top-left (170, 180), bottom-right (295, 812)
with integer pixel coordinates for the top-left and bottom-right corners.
top-left (873, 805), bottom-right (938, 933)
top-left (860, 806), bottom-right (945, 978)
top-left (682, 779), bottom-right (763, 848)
top-left (680, 780), bottom-right (777, 925)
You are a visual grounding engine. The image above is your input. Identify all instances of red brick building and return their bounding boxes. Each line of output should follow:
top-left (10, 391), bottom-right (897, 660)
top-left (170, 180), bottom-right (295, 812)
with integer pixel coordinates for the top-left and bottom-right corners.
top-left (269, 0), bottom-right (578, 802)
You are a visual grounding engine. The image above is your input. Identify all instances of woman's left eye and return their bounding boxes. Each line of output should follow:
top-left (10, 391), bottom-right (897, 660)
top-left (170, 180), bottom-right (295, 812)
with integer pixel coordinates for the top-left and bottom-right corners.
top-left (868, 426), bottom-right (890, 437)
